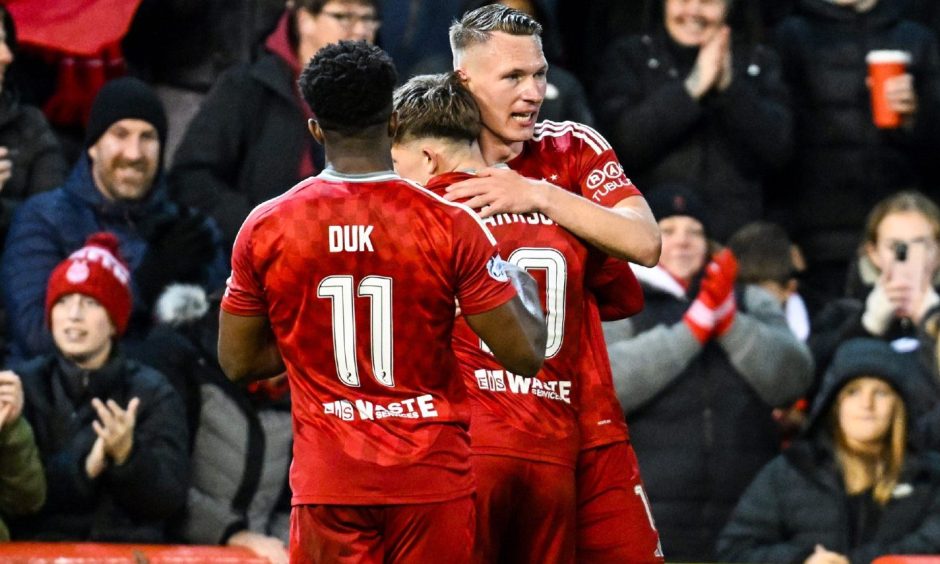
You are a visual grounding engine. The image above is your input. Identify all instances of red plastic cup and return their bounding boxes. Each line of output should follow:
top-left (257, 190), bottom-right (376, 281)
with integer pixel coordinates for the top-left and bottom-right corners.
top-left (866, 50), bottom-right (912, 129)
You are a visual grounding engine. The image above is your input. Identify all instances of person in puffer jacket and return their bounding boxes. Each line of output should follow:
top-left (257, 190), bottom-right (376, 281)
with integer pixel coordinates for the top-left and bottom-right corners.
top-left (136, 284), bottom-right (292, 564)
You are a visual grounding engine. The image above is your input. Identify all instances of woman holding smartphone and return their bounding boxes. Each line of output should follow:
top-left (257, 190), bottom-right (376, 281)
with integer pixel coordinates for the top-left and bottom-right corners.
top-left (808, 191), bottom-right (940, 436)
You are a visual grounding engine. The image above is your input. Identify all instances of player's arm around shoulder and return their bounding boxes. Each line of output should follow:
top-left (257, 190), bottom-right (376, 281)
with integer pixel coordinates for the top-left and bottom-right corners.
top-left (464, 261), bottom-right (547, 377)
top-left (443, 167), bottom-right (660, 266)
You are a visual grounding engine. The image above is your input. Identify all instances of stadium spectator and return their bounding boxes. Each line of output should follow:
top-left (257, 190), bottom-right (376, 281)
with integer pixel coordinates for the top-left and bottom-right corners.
top-left (592, 0), bottom-right (793, 243)
top-left (0, 76), bottom-right (226, 362)
top-left (717, 337), bottom-right (940, 563)
top-left (9, 233), bottom-right (188, 542)
top-left (808, 191), bottom-right (940, 418)
top-left (169, 0), bottom-right (380, 250)
top-left (0, 4), bottom-right (67, 250)
top-left (0, 369), bottom-right (45, 541)
top-left (0, 4), bottom-right (69, 360)
top-left (772, 0), bottom-right (940, 299)
top-left (603, 185), bottom-right (813, 561)
top-left (139, 285), bottom-right (291, 564)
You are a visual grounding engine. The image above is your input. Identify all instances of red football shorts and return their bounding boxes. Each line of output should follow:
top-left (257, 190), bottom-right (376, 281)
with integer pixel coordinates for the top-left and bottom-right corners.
top-left (290, 496), bottom-right (474, 563)
top-left (472, 454), bottom-right (576, 564)
top-left (576, 440), bottom-right (664, 564)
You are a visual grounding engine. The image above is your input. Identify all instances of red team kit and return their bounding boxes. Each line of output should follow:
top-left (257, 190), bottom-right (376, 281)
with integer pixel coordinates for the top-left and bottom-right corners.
top-left (223, 121), bottom-right (663, 562)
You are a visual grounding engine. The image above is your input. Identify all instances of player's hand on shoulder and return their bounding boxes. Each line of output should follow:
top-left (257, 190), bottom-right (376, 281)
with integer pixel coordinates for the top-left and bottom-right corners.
top-left (444, 167), bottom-right (549, 218)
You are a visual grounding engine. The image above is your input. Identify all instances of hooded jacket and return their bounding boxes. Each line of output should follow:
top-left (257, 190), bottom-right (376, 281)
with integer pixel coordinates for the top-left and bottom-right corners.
top-left (717, 338), bottom-right (940, 563)
top-left (602, 264), bottom-right (813, 561)
top-left (773, 0), bottom-right (940, 265)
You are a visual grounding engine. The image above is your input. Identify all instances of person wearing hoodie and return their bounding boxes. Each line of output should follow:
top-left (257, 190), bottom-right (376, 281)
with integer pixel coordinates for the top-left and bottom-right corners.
top-left (773, 0), bottom-right (940, 300)
top-left (602, 185), bottom-right (813, 561)
top-left (168, 0), bottom-right (380, 250)
top-left (717, 337), bottom-right (940, 563)
top-left (0, 77), bottom-right (227, 362)
top-left (592, 0), bottom-right (793, 243)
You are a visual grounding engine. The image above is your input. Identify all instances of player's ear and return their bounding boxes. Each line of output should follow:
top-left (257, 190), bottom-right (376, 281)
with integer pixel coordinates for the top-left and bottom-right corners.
top-left (454, 68), bottom-right (469, 84)
top-left (388, 111), bottom-right (400, 139)
top-left (308, 119), bottom-right (325, 145)
top-left (424, 148), bottom-right (439, 177)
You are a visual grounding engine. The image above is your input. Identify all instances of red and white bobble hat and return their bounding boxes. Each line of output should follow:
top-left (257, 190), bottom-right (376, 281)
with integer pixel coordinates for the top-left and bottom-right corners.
top-left (45, 232), bottom-right (133, 336)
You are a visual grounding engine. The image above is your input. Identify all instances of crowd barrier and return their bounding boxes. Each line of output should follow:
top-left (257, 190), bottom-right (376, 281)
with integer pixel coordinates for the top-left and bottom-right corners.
top-left (0, 543), bottom-right (268, 563)
top-left (874, 557), bottom-right (940, 564)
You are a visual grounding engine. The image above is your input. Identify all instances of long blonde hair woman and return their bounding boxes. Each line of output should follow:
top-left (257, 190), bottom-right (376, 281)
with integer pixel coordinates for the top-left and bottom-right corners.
top-left (717, 338), bottom-right (940, 563)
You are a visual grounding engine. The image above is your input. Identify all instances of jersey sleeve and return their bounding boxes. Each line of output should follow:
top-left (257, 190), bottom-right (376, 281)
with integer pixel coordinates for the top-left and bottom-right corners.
top-left (572, 124), bottom-right (642, 207)
top-left (220, 217), bottom-right (267, 316)
top-left (587, 256), bottom-right (644, 321)
top-left (451, 208), bottom-right (517, 315)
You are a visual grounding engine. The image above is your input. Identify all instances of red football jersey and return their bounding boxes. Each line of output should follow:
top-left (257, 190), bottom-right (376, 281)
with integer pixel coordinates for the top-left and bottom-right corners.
top-left (222, 169), bottom-right (517, 505)
top-left (427, 171), bottom-right (586, 467)
top-left (506, 121), bottom-right (640, 450)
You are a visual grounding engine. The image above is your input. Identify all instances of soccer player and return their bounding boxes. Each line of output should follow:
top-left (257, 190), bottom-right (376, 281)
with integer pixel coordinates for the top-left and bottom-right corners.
top-left (217, 41), bottom-right (547, 563)
top-left (447, 6), bottom-right (664, 563)
top-left (393, 72), bottom-right (578, 563)
top-left (393, 72), bottom-right (644, 564)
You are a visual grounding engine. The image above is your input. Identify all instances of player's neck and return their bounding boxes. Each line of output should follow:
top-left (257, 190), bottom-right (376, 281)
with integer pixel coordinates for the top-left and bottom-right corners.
top-left (478, 128), bottom-right (525, 165)
top-left (445, 141), bottom-right (488, 175)
top-left (323, 138), bottom-right (395, 175)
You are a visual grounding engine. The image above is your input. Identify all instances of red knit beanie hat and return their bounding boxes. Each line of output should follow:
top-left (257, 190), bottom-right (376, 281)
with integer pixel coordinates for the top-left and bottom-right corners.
top-left (45, 232), bottom-right (133, 336)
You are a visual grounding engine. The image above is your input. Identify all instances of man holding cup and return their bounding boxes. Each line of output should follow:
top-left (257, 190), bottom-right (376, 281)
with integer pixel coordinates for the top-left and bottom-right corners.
top-left (773, 0), bottom-right (940, 301)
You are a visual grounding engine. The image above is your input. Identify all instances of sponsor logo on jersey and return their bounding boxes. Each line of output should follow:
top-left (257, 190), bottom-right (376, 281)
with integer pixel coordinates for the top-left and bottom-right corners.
top-left (323, 394), bottom-right (439, 421)
top-left (473, 368), bottom-right (571, 404)
top-left (487, 255), bottom-right (510, 282)
top-left (585, 161), bottom-right (633, 202)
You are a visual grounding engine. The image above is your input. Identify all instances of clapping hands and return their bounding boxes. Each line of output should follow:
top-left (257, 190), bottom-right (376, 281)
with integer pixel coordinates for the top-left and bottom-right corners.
top-left (85, 396), bottom-right (140, 478)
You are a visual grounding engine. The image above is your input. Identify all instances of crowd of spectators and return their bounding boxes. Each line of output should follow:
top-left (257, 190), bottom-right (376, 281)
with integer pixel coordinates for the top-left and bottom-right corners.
top-left (1, 0), bottom-right (940, 562)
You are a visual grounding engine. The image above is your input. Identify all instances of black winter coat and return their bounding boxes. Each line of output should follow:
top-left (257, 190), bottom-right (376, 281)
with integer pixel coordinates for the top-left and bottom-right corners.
top-left (169, 51), bottom-right (322, 249)
top-left (773, 0), bottom-right (940, 265)
top-left (11, 353), bottom-right (189, 542)
top-left (593, 31), bottom-right (792, 242)
top-left (716, 438), bottom-right (940, 563)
